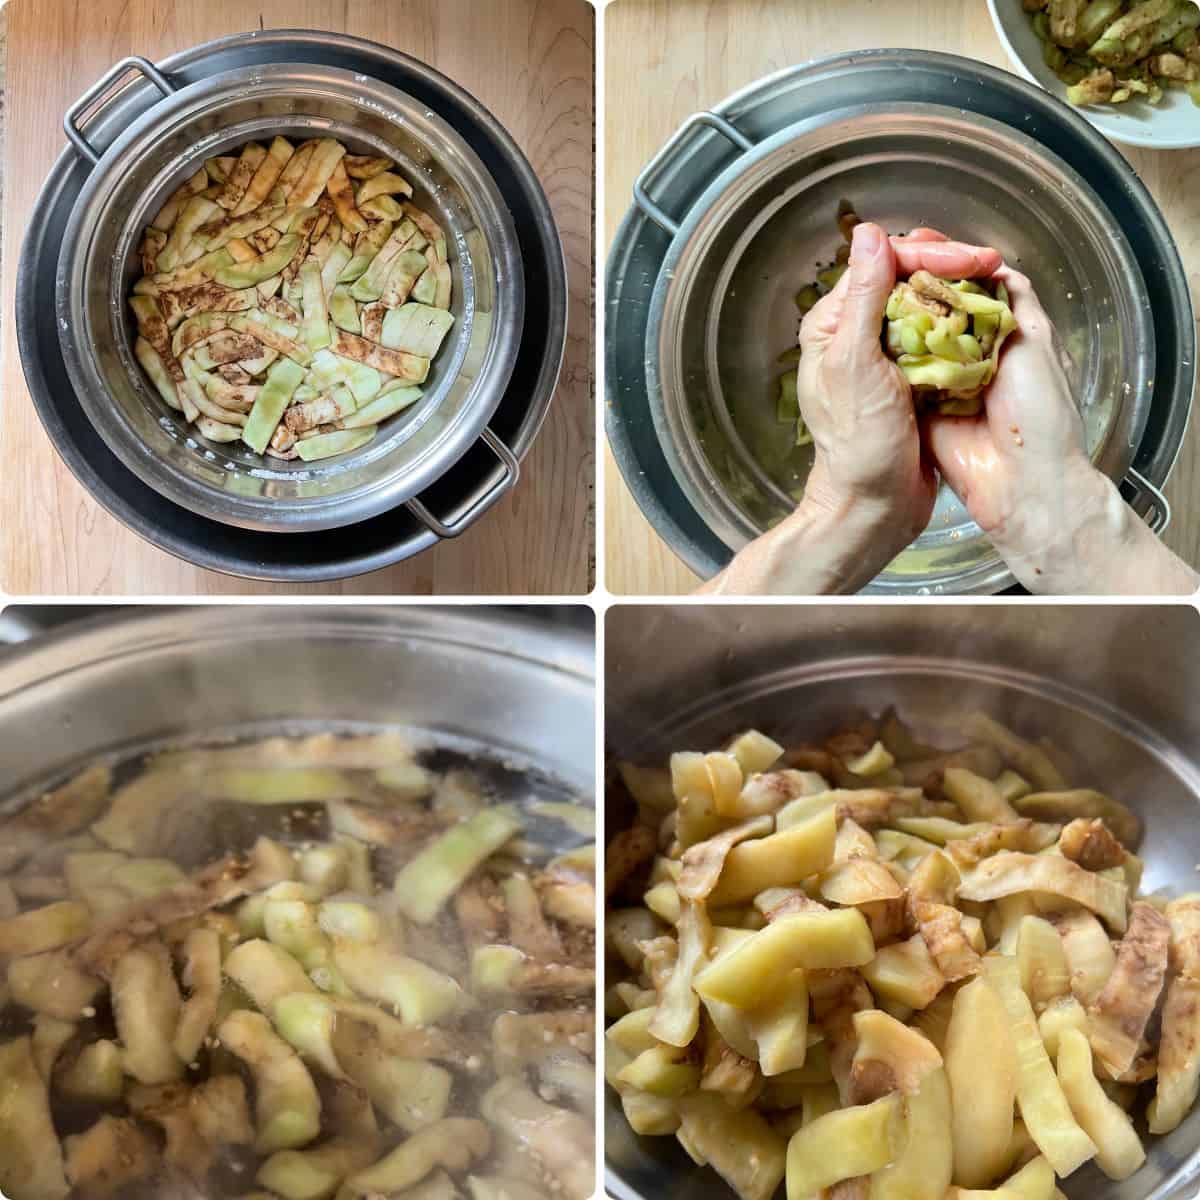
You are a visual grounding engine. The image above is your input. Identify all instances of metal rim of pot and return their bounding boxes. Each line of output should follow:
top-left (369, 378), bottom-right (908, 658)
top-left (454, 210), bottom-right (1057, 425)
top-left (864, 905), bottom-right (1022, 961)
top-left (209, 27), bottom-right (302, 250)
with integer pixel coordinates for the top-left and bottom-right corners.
top-left (644, 101), bottom-right (1155, 594)
top-left (605, 49), bottom-right (1195, 593)
top-left (0, 605), bottom-right (596, 805)
top-left (18, 30), bottom-right (568, 580)
top-left (57, 59), bottom-right (525, 534)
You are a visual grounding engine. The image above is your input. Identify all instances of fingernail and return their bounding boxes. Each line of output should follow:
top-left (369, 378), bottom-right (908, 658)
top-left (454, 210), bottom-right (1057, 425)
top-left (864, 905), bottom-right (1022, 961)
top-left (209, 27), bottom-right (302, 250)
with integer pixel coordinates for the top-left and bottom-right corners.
top-left (851, 222), bottom-right (884, 260)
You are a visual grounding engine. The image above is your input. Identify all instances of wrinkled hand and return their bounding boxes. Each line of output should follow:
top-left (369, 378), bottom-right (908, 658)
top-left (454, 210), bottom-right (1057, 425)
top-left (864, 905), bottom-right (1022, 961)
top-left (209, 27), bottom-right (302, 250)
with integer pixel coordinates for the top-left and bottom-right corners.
top-left (925, 267), bottom-right (1197, 595)
top-left (796, 223), bottom-right (1003, 572)
top-left (923, 266), bottom-right (1091, 545)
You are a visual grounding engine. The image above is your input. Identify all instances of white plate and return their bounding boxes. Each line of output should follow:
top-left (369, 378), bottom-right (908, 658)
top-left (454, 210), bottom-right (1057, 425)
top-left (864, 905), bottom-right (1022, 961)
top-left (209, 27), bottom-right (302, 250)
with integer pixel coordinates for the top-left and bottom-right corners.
top-left (987, 0), bottom-right (1200, 149)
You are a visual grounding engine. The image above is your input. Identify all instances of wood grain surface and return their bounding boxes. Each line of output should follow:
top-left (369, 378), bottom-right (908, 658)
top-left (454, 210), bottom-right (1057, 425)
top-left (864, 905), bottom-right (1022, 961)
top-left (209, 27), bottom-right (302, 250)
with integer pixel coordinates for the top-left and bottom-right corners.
top-left (604, 0), bottom-right (1200, 595)
top-left (1, 0), bottom-right (593, 595)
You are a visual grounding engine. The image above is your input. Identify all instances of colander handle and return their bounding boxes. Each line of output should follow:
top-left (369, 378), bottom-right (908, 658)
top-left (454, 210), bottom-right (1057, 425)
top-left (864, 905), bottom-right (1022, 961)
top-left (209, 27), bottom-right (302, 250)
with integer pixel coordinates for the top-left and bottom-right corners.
top-left (406, 427), bottom-right (521, 539)
top-left (64, 56), bottom-right (177, 165)
top-left (1122, 466), bottom-right (1172, 535)
top-left (633, 111), bottom-right (755, 237)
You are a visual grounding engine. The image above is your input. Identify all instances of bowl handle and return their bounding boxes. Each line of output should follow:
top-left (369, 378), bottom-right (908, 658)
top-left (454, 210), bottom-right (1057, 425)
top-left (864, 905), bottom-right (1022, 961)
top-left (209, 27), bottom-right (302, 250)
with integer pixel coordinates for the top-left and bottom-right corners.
top-left (632, 111), bottom-right (755, 237)
top-left (406, 427), bottom-right (521, 539)
top-left (1121, 466), bottom-right (1172, 535)
top-left (63, 56), bottom-right (177, 165)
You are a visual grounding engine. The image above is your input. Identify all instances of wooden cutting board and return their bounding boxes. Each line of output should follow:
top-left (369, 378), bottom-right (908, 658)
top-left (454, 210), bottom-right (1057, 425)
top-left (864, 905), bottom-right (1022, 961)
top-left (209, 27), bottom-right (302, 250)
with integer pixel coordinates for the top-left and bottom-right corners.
top-left (605, 0), bottom-right (1200, 595)
top-left (1, 0), bottom-right (594, 595)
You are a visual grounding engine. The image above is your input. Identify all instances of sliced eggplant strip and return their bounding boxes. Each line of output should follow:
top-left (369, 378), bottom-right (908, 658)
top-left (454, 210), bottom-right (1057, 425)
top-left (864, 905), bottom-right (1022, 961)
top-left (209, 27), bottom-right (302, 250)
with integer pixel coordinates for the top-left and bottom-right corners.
top-left (380, 303), bottom-right (456, 357)
top-left (233, 136), bottom-right (295, 216)
top-left (151, 167), bottom-right (210, 233)
top-left (404, 202), bottom-right (449, 262)
top-left (218, 1009), bottom-right (322, 1155)
top-left (289, 138), bottom-right (348, 208)
top-left (295, 427), bottom-right (377, 461)
top-left (356, 171), bottom-right (414, 206)
top-left (340, 384), bottom-right (421, 428)
top-left (216, 141), bottom-right (269, 211)
top-left (344, 154), bottom-right (394, 180)
top-left (325, 158), bottom-right (369, 235)
top-left (332, 329), bottom-right (430, 383)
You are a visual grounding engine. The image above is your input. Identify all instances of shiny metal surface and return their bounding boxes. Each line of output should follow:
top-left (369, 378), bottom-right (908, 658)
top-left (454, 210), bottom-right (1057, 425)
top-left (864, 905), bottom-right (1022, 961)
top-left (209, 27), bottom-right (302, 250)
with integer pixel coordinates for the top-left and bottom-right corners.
top-left (651, 105), bottom-right (1153, 594)
top-left (605, 603), bottom-right (1200, 1200)
top-left (58, 63), bottom-right (524, 534)
top-left (0, 606), bottom-right (595, 806)
top-left (606, 50), bottom-right (1196, 591)
top-left (18, 30), bottom-right (567, 580)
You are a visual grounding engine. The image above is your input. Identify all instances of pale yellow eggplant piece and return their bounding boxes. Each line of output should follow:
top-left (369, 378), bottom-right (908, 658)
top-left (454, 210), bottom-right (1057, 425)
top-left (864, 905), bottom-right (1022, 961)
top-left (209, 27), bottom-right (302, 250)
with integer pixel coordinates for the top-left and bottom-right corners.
top-left (0, 1036), bottom-right (69, 1200)
top-left (999, 1155), bottom-right (1055, 1200)
top-left (173, 927), bottom-right (222, 1063)
top-left (233, 137), bottom-right (295, 216)
top-left (726, 729), bottom-right (784, 774)
top-left (64, 1116), bottom-right (157, 1200)
top-left (675, 1092), bottom-right (785, 1200)
top-left (849, 1009), bottom-right (941, 1101)
top-left (344, 1118), bottom-right (492, 1197)
top-left (945, 976), bottom-right (1017, 1187)
top-left (271, 991), bottom-right (345, 1079)
top-left (943, 766), bottom-right (1018, 822)
top-left (112, 942), bottom-right (184, 1084)
top-left (871, 1066), bottom-right (953, 1200)
top-left (225, 938), bottom-right (319, 1010)
top-left (696, 909), bottom-right (874, 1007)
top-left (31, 1014), bottom-right (75, 1080)
top-left (958, 852), bottom-right (1127, 932)
top-left (333, 1012), bottom-right (452, 1131)
top-left (393, 805), bottom-right (522, 923)
top-left (0, 900), bottom-right (91, 959)
top-left (861, 933), bottom-right (944, 1009)
top-left (746, 967), bottom-right (810, 1075)
top-left (1013, 790), bottom-right (1140, 850)
top-left (219, 1009), bottom-right (322, 1154)
top-left (7, 949), bottom-right (101, 1020)
top-left (1051, 910), bottom-right (1116, 1005)
top-left (962, 714), bottom-right (1068, 792)
top-left (151, 167), bottom-right (209, 232)
top-left (785, 1092), bottom-right (904, 1198)
top-left (981, 955), bottom-right (1096, 1177)
top-left (708, 808), bottom-right (837, 905)
top-left (289, 138), bottom-right (348, 208)
top-left (1056, 1028), bottom-right (1144, 1180)
top-left (59, 1039), bottom-right (124, 1103)
top-left (1017, 916), bottom-right (1071, 1011)
top-left (616, 1043), bottom-right (700, 1096)
top-left (845, 740), bottom-right (896, 777)
top-left (1149, 974), bottom-right (1200, 1133)
top-left (1037, 996), bottom-right (1088, 1059)
top-left (332, 938), bottom-right (466, 1025)
top-left (649, 899), bottom-right (711, 1045)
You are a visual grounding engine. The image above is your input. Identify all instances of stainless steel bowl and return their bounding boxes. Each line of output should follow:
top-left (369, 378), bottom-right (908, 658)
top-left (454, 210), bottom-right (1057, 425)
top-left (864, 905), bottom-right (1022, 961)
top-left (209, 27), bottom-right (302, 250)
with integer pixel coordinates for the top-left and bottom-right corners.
top-left (58, 60), bottom-right (524, 534)
top-left (0, 606), bottom-right (595, 804)
top-left (606, 50), bottom-right (1195, 594)
top-left (606, 603), bottom-right (1200, 1200)
top-left (649, 105), bottom-right (1154, 594)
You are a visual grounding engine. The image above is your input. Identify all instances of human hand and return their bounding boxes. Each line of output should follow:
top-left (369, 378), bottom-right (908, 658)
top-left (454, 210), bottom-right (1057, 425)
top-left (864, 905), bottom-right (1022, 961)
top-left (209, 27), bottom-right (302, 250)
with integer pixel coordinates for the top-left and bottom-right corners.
top-left (700, 223), bottom-right (1004, 595)
top-left (795, 223), bottom-right (1003, 577)
top-left (925, 267), bottom-right (1197, 595)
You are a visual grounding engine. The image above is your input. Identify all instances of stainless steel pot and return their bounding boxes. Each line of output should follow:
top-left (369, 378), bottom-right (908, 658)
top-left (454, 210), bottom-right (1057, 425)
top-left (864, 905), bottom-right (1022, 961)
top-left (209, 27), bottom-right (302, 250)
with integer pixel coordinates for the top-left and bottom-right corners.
top-left (19, 32), bottom-right (567, 578)
top-left (0, 606), bottom-right (595, 806)
top-left (606, 51), bottom-right (1195, 593)
top-left (59, 60), bottom-right (523, 534)
top-left (605, 603), bottom-right (1200, 1200)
